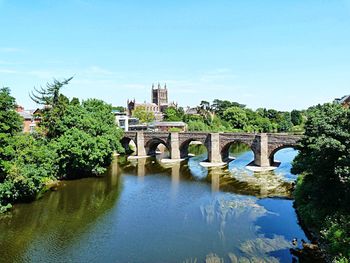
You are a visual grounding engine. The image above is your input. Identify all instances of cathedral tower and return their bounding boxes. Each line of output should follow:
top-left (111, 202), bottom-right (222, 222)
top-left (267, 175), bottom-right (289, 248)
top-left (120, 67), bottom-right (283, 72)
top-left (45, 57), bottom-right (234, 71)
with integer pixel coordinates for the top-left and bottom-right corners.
top-left (152, 83), bottom-right (168, 111)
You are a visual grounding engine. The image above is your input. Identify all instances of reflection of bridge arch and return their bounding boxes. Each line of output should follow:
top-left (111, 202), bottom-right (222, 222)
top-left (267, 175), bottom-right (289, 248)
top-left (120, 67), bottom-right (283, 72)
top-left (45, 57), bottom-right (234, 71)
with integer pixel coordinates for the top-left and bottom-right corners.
top-left (220, 141), bottom-right (256, 163)
top-left (145, 138), bottom-right (169, 156)
top-left (179, 138), bottom-right (208, 159)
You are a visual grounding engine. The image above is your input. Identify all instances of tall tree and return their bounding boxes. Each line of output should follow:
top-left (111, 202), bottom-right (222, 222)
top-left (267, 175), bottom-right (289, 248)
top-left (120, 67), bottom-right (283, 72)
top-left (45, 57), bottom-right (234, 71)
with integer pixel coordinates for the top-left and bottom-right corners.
top-left (222, 106), bottom-right (248, 129)
top-left (291, 110), bottom-right (303, 126)
top-left (0, 88), bottom-right (23, 181)
top-left (292, 103), bottom-right (350, 258)
top-left (0, 87), bottom-right (23, 135)
top-left (212, 99), bottom-right (245, 118)
top-left (30, 77), bottom-right (73, 138)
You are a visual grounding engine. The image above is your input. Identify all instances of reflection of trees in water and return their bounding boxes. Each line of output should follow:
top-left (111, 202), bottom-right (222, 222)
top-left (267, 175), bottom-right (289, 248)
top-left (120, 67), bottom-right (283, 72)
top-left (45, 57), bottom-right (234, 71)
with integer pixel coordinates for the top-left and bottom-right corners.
top-left (188, 144), bottom-right (207, 156)
top-left (228, 143), bottom-right (251, 158)
top-left (0, 159), bottom-right (123, 263)
top-left (222, 168), bottom-right (294, 198)
top-left (205, 166), bottom-right (293, 199)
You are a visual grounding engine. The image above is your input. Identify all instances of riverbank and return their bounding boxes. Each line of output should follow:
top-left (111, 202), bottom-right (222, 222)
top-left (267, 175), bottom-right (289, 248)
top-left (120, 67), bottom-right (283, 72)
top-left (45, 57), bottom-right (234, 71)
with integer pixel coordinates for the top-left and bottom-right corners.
top-left (293, 203), bottom-right (329, 262)
top-left (292, 174), bottom-right (350, 262)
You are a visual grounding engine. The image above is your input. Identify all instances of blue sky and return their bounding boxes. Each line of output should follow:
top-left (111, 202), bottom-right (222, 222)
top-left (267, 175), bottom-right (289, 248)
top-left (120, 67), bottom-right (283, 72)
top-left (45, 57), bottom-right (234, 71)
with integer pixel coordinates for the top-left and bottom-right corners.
top-left (1, 0), bottom-right (350, 110)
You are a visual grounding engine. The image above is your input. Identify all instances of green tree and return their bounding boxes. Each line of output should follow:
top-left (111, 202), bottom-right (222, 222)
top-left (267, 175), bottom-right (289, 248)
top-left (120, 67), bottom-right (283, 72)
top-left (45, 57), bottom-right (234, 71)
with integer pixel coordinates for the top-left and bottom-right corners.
top-left (132, 106), bottom-right (155, 124)
top-left (70, 97), bottom-right (80, 105)
top-left (0, 83), bottom-right (125, 212)
top-left (291, 109), bottom-right (303, 126)
top-left (187, 120), bottom-right (210, 131)
top-left (250, 117), bottom-right (273, 132)
top-left (112, 106), bottom-right (125, 112)
top-left (0, 88), bottom-right (23, 182)
top-left (212, 99), bottom-right (245, 118)
top-left (164, 107), bottom-right (183, 121)
top-left (0, 134), bottom-right (58, 206)
top-left (277, 112), bottom-right (293, 132)
top-left (222, 106), bottom-right (248, 130)
top-left (51, 99), bottom-right (124, 177)
top-left (0, 87), bottom-right (23, 135)
top-left (30, 77), bottom-right (73, 138)
top-left (292, 103), bottom-right (350, 259)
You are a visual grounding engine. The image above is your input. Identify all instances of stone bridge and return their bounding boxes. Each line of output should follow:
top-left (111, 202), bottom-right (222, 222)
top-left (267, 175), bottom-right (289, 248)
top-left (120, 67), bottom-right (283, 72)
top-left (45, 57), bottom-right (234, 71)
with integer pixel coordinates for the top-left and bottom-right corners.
top-left (121, 132), bottom-right (302, 167)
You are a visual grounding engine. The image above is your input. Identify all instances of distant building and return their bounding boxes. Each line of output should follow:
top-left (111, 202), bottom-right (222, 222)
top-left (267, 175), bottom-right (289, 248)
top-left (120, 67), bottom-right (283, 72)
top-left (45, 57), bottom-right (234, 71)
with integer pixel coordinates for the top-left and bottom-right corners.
top-left (334, 95), bottom-right (350, 108)
top-left (113, 110), bottom-right (147, 131)
top-left (152, 83), bottom-right (168, 112)
top-left (16, 106), bottom-right (41, 133)
top-left (114, 111), bottom-right (130, 131)
top-left (127, 100), bottom-right (159, 116)
top-left (185, 106), bottom-right (199, 116)
top-left (127, 83), bottom-right (178, 121)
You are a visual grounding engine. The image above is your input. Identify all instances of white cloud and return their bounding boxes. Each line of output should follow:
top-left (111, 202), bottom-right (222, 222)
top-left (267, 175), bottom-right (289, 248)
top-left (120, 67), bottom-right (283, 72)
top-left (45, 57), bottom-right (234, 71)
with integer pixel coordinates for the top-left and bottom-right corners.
top-left (0, 68), bottom-right (18, 74)
top-left (0, 47), bottom-right (22, 53)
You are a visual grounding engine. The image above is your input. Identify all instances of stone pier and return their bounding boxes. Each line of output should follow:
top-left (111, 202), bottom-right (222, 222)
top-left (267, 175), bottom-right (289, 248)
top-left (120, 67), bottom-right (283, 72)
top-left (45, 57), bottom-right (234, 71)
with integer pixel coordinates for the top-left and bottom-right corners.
top-left (122, 131), bottom-right (302, 169)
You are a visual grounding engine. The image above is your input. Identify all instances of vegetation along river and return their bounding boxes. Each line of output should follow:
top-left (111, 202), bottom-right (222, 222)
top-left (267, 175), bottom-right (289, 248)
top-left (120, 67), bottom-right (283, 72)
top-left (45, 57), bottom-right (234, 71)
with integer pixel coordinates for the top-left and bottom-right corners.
top-left (0, 143), bottom-right (308, 263)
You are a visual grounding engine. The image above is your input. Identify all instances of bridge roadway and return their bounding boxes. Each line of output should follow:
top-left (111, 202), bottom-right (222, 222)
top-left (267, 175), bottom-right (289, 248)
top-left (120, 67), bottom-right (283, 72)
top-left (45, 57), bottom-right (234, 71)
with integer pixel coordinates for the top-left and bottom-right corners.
top-left (121, 131), bottom-right (302, 168)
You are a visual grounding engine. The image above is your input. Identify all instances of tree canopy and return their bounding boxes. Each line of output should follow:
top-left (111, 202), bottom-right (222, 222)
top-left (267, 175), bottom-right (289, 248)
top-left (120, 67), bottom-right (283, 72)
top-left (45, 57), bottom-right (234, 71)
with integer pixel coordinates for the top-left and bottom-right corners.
top-left (292, 103), bottom-right (350, 259)
top-left (132, 106), bottom-right (155, 124)
top-left (0, 81), bottom-right (124, 212)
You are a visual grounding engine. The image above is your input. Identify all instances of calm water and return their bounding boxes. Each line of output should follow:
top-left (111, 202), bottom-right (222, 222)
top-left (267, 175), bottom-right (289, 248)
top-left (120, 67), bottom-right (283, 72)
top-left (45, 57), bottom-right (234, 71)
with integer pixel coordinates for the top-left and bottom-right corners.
top-left (0, 145), bottom-right (307, 263)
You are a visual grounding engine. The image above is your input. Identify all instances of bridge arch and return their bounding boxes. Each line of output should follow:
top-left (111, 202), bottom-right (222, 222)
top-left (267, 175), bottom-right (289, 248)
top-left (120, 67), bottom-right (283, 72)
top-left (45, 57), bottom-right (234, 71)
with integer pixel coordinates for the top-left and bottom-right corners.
top-left (268, 144), bottom-right (300, 165)
top-left (179, 138), bottom-right (208, 159)
top-left (120, 137), bottom-right (137, 154)
top-left (145, 138), bottom-right (170, 156)
top-left (220, 140), bottom-right (256, 163)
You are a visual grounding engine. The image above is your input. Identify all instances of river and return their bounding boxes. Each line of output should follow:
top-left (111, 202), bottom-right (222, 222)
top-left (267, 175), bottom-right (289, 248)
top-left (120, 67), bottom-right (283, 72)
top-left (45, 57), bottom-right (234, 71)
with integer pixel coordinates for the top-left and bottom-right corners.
top-left (0, 144), bottom-right (308, 263)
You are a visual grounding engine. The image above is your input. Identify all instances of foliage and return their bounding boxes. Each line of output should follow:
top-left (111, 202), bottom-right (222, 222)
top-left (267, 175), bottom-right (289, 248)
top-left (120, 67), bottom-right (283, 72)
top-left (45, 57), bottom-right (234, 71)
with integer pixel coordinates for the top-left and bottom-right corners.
top-left (51, 99), bottom-right (124, 177)
top-left (0, 88), bottom-right (23, 136)
top-left (277, 112), bottom-right (293, 132)
top-left (164, 106), bottom-right (183, 121)
top-left (1, 81), bottom-right (125, 212)
top-left (292, 103), bottom-right (350, 260)
top-left (187, 120), bottom-right (211, 131)
top-left (321, 215), bottom-right (350, 258)
top-left (0, 134), bottom-right (58, 207)
top-left (30, 77), bottom-right (73, 138)
top-left (183, 99), bottom-right (303, 133)
top-left (0, 88), bottom-right (23, 181)
top-left (291, 110), bottom-right (303, 126)
top-left (222, 106), bottom-right (248, 129)
top-left (292, 103), bottom-right (350, 210)
top-left (132, 105), bottom-right (155, 124)
top-left (168, 127), bottom-right (182, 132)
top-left (52, 128), bottom-right (113, 177)
top-left (112, 106), bottom-right (126, 112)
top-left (212, 99), bottom-right (245, 118)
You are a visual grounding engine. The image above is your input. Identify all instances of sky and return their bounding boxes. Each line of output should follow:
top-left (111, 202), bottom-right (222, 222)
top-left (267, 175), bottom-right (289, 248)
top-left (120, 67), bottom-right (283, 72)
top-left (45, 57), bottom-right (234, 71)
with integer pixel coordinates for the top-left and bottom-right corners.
top-left (0, 0), bottom-right (350, 111)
